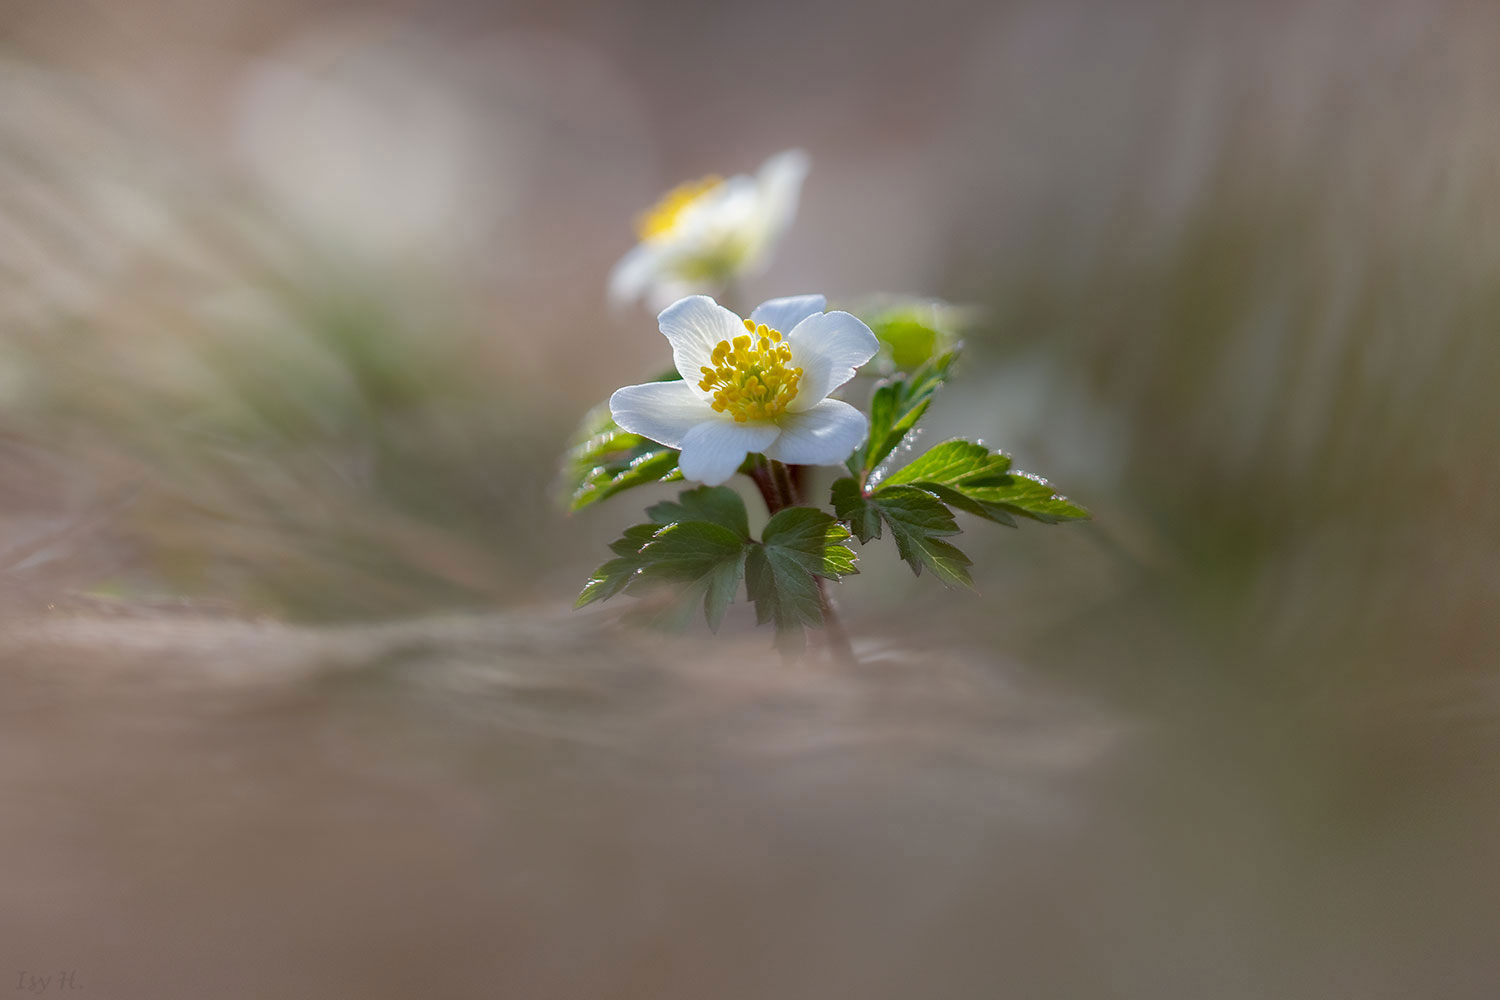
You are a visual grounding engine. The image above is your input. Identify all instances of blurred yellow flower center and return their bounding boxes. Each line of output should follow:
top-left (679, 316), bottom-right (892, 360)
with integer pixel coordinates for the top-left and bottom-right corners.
top-left (635, 175), bottom-right (724, 241)
top-left (697, 320), bottom-right (803, 423)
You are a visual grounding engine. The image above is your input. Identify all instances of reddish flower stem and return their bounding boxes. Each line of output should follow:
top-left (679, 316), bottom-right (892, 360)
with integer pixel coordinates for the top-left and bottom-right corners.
top-left (749, 457), bottom-right (858, 667)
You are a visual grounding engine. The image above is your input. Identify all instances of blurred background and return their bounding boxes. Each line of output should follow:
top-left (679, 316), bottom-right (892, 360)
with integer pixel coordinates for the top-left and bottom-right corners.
top-left (2, 0), bottom-right (1499, 996)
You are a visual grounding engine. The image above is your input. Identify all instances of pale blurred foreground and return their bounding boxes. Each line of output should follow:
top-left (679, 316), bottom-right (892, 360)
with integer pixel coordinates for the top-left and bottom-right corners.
top-left (4, 611), bottom-right (1498, 999)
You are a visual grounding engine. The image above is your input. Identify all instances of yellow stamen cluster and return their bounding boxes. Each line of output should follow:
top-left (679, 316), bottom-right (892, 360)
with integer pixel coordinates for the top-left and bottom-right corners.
top-left (635, 175), bottom-right (724, 241)
top-left (697, 319), bottom-right (803, 422)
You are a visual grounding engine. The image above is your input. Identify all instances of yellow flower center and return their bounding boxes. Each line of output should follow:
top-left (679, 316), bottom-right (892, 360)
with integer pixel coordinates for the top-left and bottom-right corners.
top-left (635, 175), bottom-right (724, 242)
top-left (697, 320), bottom-right (804, 422)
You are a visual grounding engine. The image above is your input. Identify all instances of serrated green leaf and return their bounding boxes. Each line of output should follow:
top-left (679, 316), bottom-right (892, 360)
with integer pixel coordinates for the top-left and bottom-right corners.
top-left (634, 521), bottom-right (749, 631)
top-left (634, 521), bottom-right (745, 582)
top-left (647, 485), bottom-right (750, 538)
top-left (568, 436), bottom-right (681, 512)
top-left (575, 554), bottom-right (644, 609)
top-left (832, 471), bottom-right (977, 588)
top-left (576, 523), bottom-right (660, 608)
top-left (760, 507), bottom-right (859, 580)
top-left (882, 438), bottom-right (1089, 525)
top-left (851, 352), bottom-right (958, 477)
top-left (898, 534), bottom-right (972, 587)
top-left (744, 545), bottom-right (824, 634)
top-left (882, 439), bottom-right (1008, 489)
top-left (908, 481), bottom-right (1019, 528)
top-left (959, 472), bottom-right (1091, 524)
top-left (607, 522), bottom-right (661, 557)
top-left (566, 400), bottom-right (632, 466)
top-left (864, 485), bottom-right (973, 589)
top-left (818, 537), bottom-right (860, 579)
top-left (576, 517), bottom-right (748, 630)
top-left (830, 477), bottom-right (882, 542)
top-left (861, 387), bottom-right (930, 475)
top-left (561, 374), bottom-right (685, 512)
top-left (745, 507), bottom-right (858, 640)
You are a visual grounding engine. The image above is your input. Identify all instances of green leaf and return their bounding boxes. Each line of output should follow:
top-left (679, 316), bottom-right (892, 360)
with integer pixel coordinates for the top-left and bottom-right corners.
top-left (832, 440), bottom-right (1085, 593)
top-left (906, 481), bottom-right (1018, 528)
top-left (608, 522), bottom-right (661, 557)
top-left (830, 476), bottom-right (882, 543)
top-left (745, 507), bottom-right (858, 640)
top-left (744, 546), bottom-right (820, 634)
top-left (575, 523), bottom-right (660, 608)
top-left (962, 473), bottom-right (1091, 524)
top-left (761, 507), bottom-right (859, 580)
top-left (575, 554), bottom-right (644, 609)
top-left (881, 439), bottom-right (1022, 527)
top-left (565, 429), bottom-right (681, 512)
top-left (882, 438), bottom-right (1089, 525)
top-left (864, 485), bottom-right (973, 589)
top-left (851, 351), bottom-right (957, 477)
top-left (634, 521), bottom-right (748, 630)
top-left (831, 479), bottom-right (974, 588)
top-left (646, 485), bottom-right (750, 538)
top-left (882, 439), bottom-right (1007, 488)
top-left (561, 375), bottom-right (685, 512)
top-left (575, 516), bottom-right (749, 631)
top-left (635, 521), bottom-right (746, 582)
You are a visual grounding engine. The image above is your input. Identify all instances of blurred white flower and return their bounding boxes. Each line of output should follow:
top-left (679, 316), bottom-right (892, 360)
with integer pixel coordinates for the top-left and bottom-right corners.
top-left (608, 150), bottom-right (809, 310)
top-left (610, 294), bottom-right (877, 485)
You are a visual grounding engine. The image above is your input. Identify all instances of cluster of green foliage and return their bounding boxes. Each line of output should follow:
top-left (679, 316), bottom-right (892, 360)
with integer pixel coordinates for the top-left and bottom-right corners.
top-left (576, 485), bottom-right (856, 645)
top-left (833, 438), bottom-right (1088, 590)
top-left (563, 372), bottom-right (685, 513)
top-left (561, 305), bottom-right (1088, 643)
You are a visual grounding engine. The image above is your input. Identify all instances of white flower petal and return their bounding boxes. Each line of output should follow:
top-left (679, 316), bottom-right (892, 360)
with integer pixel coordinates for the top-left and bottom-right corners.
top-left (609, 380), bottom-right (708, 448)
top-left (656, 295), bottom-right (746, 393)
top-left (753, 149), bottom-right (809, 248)
top-left (678, 177), bottom-right (754, 239)
top-left (607, 243), bottom-right (666, 307)
top-left (750, 294), bottom-right (826, 335)
top-left (784, 311), bottom-right (880, 410)
top-left (762, 399), bottom-right (868, 466)
top-left (678, 419), bottom-right (780, 486)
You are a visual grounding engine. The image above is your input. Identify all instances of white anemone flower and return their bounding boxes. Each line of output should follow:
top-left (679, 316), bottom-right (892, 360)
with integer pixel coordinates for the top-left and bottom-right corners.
top-left (610, 294), bottom-right (879, 486)
top-left (608, 149), bottom-right (809, 309)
